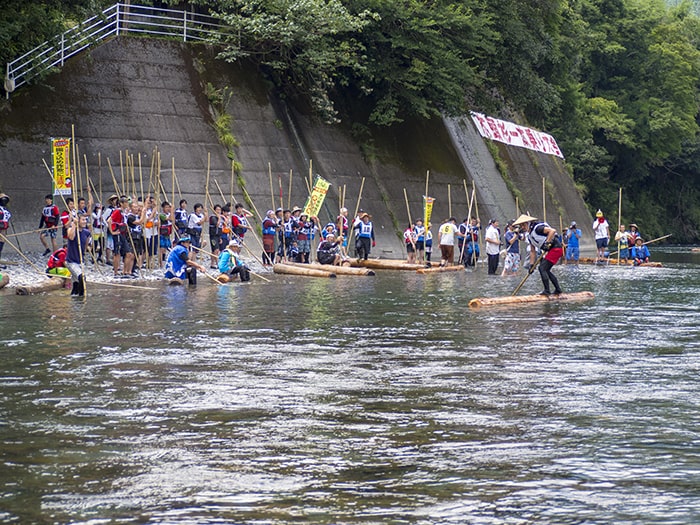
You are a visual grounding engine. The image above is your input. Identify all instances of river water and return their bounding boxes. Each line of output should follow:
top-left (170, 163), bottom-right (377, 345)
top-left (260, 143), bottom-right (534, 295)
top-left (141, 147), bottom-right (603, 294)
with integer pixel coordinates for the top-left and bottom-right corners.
top-left (1, 249), bottom-right (699, 524)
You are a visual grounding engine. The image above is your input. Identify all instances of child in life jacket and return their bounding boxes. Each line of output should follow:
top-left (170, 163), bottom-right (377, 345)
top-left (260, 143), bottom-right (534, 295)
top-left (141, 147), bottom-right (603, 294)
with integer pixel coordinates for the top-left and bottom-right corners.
top-left (46, 247), bottom-right (71, 281)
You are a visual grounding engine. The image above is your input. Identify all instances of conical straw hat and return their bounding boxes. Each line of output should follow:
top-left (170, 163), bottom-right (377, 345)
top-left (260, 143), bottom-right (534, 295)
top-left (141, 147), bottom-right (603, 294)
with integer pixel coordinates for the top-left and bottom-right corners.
top-left (512, 213), bottom-right (537, 226)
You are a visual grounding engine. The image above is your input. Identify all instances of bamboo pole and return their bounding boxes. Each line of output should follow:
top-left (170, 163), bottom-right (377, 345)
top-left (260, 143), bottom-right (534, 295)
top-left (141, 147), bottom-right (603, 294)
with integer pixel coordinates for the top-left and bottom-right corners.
top-left (107, 158), bottom-right (122, 196)
top-left (448, 184), bottom-right (452, 218)
top-left (617, 187), bottom-right (622, 265)
top-left (288, 169), bottom-right (293, 209)
top-left (120, 150), bottom-right (125, 197)
top-left (542, 177), bottom-right (547, 223)
top-left (269, 162), bottom-right (275, 211)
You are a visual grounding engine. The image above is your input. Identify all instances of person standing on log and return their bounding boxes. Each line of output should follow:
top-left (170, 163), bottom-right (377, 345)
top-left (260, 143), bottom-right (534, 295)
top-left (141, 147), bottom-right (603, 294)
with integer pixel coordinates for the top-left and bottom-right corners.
top-left (513, 214), bottom-right (563, 296)
top-left (353, 212), bottom-right (375, 260)
top-left (66, 213), bottom-right (92, 296)
top-left (437, 217), bottom-right (461, 267)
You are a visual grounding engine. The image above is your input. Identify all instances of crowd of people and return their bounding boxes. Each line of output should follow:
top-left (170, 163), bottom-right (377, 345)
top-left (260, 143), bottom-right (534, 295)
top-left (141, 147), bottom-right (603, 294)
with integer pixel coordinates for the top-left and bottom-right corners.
top-left (0, 188), bottom-right (654, 295)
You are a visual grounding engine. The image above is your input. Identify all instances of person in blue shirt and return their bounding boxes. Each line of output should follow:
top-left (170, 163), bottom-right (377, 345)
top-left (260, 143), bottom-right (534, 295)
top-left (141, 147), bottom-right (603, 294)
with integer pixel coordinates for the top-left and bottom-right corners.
top-left (218, 239), bottom-right (251, 281)
top-left (631, 237), bottom-right (651, 266)
top-left (564, 221), bottom-right (582, 264)
top-left (164, 236), bottom-right (206, 284)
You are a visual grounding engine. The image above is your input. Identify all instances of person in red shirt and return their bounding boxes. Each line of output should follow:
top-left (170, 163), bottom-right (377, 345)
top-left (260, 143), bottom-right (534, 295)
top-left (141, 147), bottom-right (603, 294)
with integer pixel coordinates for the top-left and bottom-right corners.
top-left (39, 194), bottom-right (60, 255)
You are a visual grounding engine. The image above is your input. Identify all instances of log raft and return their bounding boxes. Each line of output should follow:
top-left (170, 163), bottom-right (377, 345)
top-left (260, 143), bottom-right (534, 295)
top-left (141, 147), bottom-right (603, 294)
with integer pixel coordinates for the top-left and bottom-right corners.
top-left (16, 278), bottom-right (64, 295)
top-left (273, 263), bottom-right (337, 278)
top-left (286, 262), bottom-right (375, 276)
top-left (468, 291), bottom-right (595, 308)
top-left (416, 265), bottom-right (464, 274)
top-left (576, 257), bottom-right (662, 267)
top-left (351, 259), bottom-right (424, 271)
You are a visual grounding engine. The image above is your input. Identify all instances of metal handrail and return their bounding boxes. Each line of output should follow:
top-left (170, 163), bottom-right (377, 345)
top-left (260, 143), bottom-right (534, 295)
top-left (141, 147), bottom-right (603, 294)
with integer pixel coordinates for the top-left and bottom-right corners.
top-left (5, 3), bottom-right (224, 98)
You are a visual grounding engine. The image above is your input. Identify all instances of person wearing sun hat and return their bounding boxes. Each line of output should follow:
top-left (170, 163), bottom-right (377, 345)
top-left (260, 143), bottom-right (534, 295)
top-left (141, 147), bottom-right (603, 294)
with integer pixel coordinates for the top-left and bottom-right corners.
top-left (512, 213), bottom-right (563, 295)
top-left (353, 212), bottom-right (375, 260)
top-left (592, 209), bottom-right (610, 262)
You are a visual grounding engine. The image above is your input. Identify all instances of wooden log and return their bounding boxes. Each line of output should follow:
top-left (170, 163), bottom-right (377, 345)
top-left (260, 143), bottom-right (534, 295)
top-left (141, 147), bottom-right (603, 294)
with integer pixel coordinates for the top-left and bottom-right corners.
top-left (0, 273), bottom-right (9, 289)
top-left (168, 278), bottom-right (186, 286)
top-left (273, 263), bottom-right (337, 278)
top-left (217, 273), bottom-right (231, 283)
top-left (16, 278), bottom-right (64, 295)
top-left (351, 259), bottom-right (424, 271)
top-left (416, 265), bottom-right (464, 274)
top-left (577, 257), bottom-right (662, 267)
top-left (638, 262), bottom-right (662, 268)
top-left (468, 291), bottom-right (595, 308)
top-left (286, 262), bottom-right (375, 276)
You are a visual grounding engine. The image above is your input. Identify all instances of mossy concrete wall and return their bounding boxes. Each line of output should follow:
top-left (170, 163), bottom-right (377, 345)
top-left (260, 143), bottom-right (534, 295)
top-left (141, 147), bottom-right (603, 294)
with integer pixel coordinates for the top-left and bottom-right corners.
top-left (0, 36), bottom-right (593, 257)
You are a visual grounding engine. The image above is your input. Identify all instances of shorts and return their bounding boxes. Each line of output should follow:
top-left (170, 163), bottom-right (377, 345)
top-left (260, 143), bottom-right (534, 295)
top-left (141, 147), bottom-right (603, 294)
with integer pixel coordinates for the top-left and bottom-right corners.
top-left (406, 243), bottom-right (415, 253)
top-left (504, 252), bottom-right (521, 272)
top-left (106, 233), bottom-right (114, 251)
top-left (440, 244), bottom-right (454, 262)
top-left (263, 234), bottom-right (275, 253)
top-left (619, 248), bottom-right (629, 258)
top-left (596, 238), bottom-right (608, 249)
top-left (40, 228), bottom-right (57, 239)
top-left (160, 236), bottom-right (172, 249)
top-left (415, 241), bottom-right (424, 251)
top-left (566, 246), bottom-right (579, 261)
top-left (297, 239), bottom-right (310, 253)
top-left (210, 235), bottom-right (221, 252)
top-left (113, 233), bottom-right (133, 256)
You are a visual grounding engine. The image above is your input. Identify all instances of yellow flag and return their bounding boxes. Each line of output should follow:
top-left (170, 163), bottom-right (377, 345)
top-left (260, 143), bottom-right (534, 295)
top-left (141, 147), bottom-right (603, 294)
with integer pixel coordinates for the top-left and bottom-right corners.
top-left (52, 138), bottom-right (72, 196)
top-left (423, 196), bottom-right (435, 226)
top-left (303, 175), bottom-right (331, 217)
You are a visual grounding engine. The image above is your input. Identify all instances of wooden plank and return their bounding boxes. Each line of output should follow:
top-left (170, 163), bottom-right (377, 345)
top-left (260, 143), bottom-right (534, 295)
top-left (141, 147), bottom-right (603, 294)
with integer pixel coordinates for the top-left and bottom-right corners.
top-left (468, 291), bottom-right (594, 308)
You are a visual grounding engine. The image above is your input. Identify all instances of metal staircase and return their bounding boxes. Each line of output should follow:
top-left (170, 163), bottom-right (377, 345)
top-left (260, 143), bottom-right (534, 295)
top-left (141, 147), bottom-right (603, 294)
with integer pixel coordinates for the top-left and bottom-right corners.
top-left (4, 3), bottom-right (223, 98)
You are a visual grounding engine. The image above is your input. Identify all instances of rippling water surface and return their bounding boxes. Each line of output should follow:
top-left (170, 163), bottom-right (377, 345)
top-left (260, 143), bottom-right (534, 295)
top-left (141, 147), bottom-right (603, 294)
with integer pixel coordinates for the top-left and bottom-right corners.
top-left (1, 250), bottom-right (699, 524)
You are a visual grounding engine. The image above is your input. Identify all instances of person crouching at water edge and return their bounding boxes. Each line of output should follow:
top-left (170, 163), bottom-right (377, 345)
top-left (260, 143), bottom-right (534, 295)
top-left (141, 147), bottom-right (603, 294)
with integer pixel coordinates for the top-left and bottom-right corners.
top-left (513, 214), bottom-right (563, 295)
top-left (66, 213), bottom-right (92, 296)
top-left (218, 239), bottom-right (250, 282)
top-left (353, 212), bottom-right (375, 260)
top-left (164, 236), bottom-right (207, 285)
top-left (317, 233), bottom-right (345, 266)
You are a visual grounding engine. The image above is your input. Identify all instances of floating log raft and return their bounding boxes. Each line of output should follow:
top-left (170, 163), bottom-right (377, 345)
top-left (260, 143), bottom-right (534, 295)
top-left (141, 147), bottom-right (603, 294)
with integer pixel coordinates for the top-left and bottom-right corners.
top-left (0, 273), bottom-right (9, 289)
top-left (416, 265), bottom-right (464, 274)
top-left (168, 278), bottom-right (186, 286)
top-left (576, 258), bottom-right (662, 267)
top-left (287, 262), bottom-right (375, 276)
top-left (468, 291), bottom-right (595, 308)
top-left (273, 263), bottom-right (337, 278)
top-left (351, 259), bottom-right (424, 271)
top-left (16, 278), bottom-right (64, 295)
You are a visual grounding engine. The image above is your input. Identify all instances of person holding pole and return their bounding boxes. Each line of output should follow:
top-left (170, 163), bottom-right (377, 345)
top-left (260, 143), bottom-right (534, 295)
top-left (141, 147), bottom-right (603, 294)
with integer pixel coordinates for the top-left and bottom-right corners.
top-left (512, 214), bottom-right (563, 296)
top-left (66, 213), bottom-right (92, 296)
top-left (0, 194), bottom-right (11, 263)
top-left (39, 194), bottom-right (60, 256)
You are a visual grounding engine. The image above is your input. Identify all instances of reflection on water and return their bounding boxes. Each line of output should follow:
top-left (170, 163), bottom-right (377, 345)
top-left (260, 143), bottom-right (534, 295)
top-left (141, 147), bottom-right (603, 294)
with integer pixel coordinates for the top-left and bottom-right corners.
top-left (1, 251), bottom-right (699, 524)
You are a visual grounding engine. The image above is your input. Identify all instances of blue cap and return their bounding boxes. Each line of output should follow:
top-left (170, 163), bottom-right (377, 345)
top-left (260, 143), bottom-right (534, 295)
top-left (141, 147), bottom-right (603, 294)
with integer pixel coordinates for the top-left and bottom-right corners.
top-left (178, 235), bottom-right (191, 243)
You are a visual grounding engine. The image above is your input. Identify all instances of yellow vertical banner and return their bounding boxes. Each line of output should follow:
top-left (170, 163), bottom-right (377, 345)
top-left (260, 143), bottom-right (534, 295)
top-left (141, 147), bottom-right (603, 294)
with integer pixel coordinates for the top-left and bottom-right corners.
top-left (303, 175), bottom-right (331, 218)
top-left (52, 138), bottom-right (72, 196)
top-left (423, 195), bottom-right (435, 226)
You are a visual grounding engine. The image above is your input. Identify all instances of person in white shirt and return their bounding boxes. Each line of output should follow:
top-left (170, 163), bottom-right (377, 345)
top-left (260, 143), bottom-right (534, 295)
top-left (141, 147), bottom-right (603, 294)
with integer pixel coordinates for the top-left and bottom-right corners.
top-left (592, 209), bottom-right (610, 262)
top-left (484, 218), bottom-right (501, 274)
top-left (437, 217), bottom-right (461, 267)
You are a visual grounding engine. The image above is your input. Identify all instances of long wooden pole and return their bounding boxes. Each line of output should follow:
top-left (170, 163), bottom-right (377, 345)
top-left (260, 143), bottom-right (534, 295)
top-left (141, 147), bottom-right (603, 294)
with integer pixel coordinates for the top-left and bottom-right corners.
top-left (269, 162), bottom-right (275, 210)
top-left (617, 187), bottom-right (622, 264)
top-left (608, 234), bottom-right (672, 257)
top-left (459, 186), bottom-right (475, 265)
top-left (448, 184), bottom-right (452, 218)
top-left (347, 177), bottom-right (366, 250)
top-left (288, 169), bottom-right (293, 209)
top-left (542, 177), bottom-right (547, 223)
